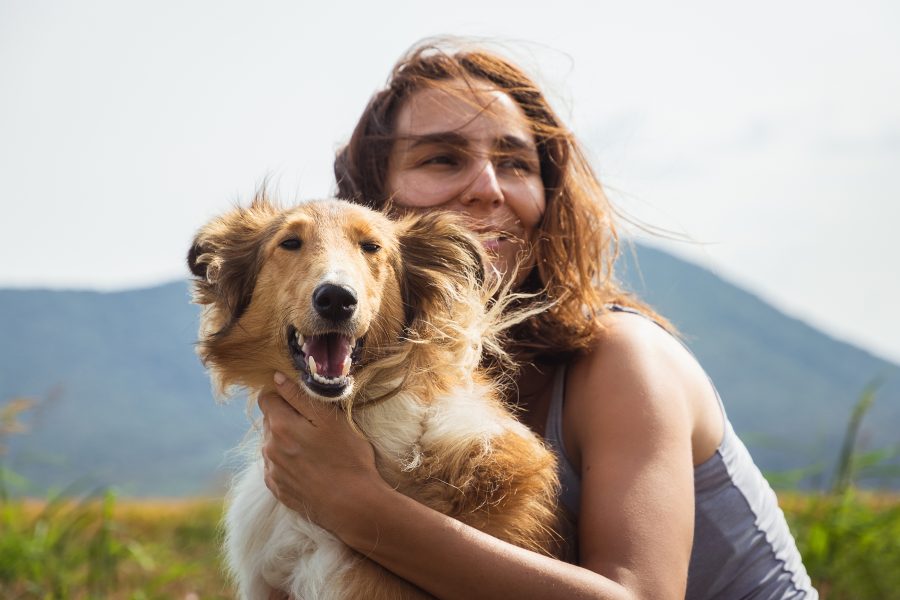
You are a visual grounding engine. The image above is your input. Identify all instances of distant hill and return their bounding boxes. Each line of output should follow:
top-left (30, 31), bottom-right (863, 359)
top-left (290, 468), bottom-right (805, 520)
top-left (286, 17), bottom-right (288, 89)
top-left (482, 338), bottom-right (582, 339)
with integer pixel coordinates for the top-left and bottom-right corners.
top-left (0, 283), bottom-right (247, 496)
top-left (1, 244), bottom-right (897, 496)
top-left (617, 244), bottom-right (899, 483)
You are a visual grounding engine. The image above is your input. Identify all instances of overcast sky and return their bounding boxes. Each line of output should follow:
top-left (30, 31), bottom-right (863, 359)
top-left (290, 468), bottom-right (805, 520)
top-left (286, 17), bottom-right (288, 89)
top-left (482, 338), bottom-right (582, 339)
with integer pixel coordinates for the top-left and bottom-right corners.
top-left (1, 0), bottom-right (898, 363)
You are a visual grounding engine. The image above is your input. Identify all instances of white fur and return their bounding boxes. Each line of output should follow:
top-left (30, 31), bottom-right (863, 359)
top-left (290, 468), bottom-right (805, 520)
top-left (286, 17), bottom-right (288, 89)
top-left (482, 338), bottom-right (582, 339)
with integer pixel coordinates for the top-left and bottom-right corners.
top-left (226, 457), bottom-right (354, 600)
top-left (225, 379), bottom-right (525, 599)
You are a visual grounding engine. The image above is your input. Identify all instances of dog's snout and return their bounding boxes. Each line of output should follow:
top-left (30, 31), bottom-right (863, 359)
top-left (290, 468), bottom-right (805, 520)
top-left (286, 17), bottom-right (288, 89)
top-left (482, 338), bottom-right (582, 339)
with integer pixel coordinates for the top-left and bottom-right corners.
top-left (313, 284), bottom-right (358, 321)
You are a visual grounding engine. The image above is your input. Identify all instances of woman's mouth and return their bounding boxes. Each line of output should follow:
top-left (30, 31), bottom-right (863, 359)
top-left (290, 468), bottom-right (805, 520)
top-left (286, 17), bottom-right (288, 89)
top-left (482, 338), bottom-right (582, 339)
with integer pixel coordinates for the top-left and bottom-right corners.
top-left (477, 229), bottom-right (517, 254)
top-left (481, 236), bottom-right (505, 253)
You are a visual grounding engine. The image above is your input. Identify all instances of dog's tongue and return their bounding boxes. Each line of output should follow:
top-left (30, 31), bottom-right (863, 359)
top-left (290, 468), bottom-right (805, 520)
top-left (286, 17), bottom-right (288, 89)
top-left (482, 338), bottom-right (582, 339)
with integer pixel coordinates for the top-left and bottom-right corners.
top-left (306, 333), bottom-right (352, 378)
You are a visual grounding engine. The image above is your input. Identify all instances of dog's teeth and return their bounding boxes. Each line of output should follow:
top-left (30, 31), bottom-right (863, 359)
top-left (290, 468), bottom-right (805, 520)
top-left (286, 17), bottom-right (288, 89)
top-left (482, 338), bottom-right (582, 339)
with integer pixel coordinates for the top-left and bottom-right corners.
top-left (312, 371), bottom-right (342, 385)
top-left (307, 355), bottom-right (318, 376)
top-left (341, 355), bottom-right (352, 377)
top-left (296, 332), bottom-right (305, 346)
top-left (301, 342), bottom-right (310, 355)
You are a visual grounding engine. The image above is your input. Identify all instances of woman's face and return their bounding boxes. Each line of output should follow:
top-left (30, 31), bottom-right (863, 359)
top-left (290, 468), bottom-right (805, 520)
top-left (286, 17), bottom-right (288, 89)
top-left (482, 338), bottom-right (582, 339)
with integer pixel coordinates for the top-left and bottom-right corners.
top-left (386, 80), bottom-right (546, 286)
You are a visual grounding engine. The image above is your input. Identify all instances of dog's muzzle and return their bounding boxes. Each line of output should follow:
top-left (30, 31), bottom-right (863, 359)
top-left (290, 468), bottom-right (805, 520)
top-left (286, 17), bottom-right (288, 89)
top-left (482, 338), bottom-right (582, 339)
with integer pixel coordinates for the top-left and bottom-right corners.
top-left (287, 325), bottom-right (363, 399)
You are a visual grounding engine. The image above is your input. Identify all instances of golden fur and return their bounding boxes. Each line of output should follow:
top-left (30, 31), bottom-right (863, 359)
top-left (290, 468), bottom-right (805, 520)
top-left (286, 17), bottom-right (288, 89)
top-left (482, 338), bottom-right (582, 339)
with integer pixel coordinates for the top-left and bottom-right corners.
top-left (188, 196), bottom-right (560, 599)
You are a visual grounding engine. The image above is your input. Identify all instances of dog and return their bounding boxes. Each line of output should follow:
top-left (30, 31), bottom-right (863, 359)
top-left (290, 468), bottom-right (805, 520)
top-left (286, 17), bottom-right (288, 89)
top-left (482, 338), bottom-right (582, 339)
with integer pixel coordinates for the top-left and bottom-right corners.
top-left (188, 196), bottom-right (559, 599)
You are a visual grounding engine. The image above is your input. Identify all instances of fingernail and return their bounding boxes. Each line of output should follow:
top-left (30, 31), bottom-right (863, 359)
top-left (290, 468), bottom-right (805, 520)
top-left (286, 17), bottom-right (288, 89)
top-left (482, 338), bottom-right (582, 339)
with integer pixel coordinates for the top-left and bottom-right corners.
top-left (273, 371), bottom-right (286, 385)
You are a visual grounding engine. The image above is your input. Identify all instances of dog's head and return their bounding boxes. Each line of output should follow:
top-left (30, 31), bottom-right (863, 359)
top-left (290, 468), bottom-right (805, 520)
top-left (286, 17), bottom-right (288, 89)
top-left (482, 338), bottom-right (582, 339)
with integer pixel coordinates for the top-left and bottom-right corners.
top-left (188, 196), bottom-right (488, 404)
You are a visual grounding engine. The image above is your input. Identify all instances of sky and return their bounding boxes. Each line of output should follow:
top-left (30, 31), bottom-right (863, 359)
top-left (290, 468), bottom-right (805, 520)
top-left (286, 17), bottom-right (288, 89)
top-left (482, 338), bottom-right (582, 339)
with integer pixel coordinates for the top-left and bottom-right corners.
top-left (1, 0), bottom-right (898, 363)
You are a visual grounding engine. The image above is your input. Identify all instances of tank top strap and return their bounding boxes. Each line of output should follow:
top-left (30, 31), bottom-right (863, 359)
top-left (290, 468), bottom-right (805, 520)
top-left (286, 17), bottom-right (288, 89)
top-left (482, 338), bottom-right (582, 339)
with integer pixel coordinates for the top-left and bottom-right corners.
top-left (544, 365), bottom-right (582, 517)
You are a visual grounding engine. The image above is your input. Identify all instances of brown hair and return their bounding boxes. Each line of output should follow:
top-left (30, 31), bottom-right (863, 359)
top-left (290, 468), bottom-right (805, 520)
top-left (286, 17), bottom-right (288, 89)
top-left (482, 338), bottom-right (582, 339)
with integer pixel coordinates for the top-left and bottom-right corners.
top-left (334, 39), bottom-right (668, 363)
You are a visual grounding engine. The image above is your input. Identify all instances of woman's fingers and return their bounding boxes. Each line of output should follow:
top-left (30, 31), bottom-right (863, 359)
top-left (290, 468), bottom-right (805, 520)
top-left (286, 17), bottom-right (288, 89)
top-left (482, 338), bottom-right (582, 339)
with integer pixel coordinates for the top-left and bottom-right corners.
top-left (258, 381), bottom-right (317, 434)
top-left (258, 388), bottom-right (292, 420)
top-left (257, 369), bottom-right (381, 531)
top-left (271, 371), bottom-right (321, 425)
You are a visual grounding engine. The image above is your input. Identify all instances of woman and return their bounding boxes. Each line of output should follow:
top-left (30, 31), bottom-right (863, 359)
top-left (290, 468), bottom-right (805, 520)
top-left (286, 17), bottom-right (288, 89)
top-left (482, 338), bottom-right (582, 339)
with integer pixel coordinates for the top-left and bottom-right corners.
top-left (258, 40), bottom-right (817, 599)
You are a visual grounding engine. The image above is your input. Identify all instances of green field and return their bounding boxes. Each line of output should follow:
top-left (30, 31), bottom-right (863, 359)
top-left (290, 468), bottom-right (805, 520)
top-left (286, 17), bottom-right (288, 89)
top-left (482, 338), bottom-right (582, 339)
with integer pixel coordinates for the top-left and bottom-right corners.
top-left (0, 496), bottom-right (230, 599)
top-left (1, 491), bottom-right (898, 599)
top-left (2, 387), bottom-right (898, 599)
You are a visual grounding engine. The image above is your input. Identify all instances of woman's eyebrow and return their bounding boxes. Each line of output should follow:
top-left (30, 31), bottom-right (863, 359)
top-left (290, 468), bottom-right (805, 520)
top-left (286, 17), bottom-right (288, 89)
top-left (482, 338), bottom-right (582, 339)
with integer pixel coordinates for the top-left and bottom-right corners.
top-left (406, 131), bottom-right (470, 149)
top-left (405, 132), bottom-right (536, 153)
top-left (495, 134), bottom-right (537, 153)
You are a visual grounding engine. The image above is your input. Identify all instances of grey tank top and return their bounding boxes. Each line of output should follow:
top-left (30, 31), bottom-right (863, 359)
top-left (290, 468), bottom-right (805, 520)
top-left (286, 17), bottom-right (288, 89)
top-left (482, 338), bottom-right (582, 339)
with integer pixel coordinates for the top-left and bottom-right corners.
top-left (544, 315), bottom-right (818, 599)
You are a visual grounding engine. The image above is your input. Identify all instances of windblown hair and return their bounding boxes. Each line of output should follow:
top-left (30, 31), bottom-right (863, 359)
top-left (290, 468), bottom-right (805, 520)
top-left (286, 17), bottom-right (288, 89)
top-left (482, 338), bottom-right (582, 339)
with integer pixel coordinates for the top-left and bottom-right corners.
top-left (334, 39), bottom-right (669, 363)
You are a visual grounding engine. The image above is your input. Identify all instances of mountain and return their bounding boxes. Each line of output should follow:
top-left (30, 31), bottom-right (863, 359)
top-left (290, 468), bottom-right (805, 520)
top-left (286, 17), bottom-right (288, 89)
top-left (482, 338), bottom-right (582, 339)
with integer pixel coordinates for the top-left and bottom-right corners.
top-left (617, 244), bottom-right (899, 482)
top-left (1, 244), bottom-right (897, 496)
top-left (0, 283), bottom-right (247, 496)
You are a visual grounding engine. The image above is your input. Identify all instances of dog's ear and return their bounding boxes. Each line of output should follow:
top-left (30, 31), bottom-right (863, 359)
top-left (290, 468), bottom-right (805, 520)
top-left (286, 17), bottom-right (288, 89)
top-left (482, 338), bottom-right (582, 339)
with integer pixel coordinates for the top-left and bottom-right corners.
top-left (396, 211), bottom-right (486, 328)
top-left (187, 240), bottom-right (210, 278)
top-left (187, 196), bottom-right (281, 334)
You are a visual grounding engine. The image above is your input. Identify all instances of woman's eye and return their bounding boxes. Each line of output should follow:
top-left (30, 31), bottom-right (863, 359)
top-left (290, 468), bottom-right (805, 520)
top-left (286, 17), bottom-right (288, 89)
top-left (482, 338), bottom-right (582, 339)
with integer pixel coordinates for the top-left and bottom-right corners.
top-left (279, 238), bottom-right (302, 251)
top-left (360, 241), bottom-right (381, 254)
top-left (421, 154), bottom-right (458, 167)
top-left (498, 157), bottom-right (533, 172)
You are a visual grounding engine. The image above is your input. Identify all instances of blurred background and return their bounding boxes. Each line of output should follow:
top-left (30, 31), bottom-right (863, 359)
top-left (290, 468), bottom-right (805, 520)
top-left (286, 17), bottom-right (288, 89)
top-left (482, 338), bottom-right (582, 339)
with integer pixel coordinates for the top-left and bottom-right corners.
top-left (1, 1), bottom-right (898, 598)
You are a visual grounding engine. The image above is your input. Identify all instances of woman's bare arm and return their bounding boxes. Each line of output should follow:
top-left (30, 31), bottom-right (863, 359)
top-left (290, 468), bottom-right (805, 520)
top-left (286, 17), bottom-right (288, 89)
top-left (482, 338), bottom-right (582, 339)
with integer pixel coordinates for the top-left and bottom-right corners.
top-left (259, 312), bottom-right (701, 599)
top-left (260, 377), bottom-right (630, 600)
top-left (567, 312), bottom-right (700, 598)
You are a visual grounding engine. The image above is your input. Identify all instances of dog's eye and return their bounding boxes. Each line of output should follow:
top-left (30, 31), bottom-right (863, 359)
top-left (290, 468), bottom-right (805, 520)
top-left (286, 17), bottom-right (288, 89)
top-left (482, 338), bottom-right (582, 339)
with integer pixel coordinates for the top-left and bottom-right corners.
top-left (279, 238), bottom-right (302, 251)
top-left (360, 242), bottom-right (381, 254)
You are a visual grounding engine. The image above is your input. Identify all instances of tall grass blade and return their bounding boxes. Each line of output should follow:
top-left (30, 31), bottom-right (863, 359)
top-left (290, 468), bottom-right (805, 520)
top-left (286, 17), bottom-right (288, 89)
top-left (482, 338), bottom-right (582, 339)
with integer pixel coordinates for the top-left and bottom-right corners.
top-left (831, 380), bottom-right (880, 496)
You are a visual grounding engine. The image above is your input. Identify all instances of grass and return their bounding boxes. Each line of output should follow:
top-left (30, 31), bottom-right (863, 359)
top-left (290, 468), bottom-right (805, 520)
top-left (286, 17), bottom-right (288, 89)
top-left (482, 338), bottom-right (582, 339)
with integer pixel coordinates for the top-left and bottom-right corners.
top-left (775, 381), bottom-right (900, 600)
top-left (2, 493), bottom-right (899, 599)
top-left (1, 398), bottom-right (229, 599)
top-left (781, 491), bottom-right (900, 599)
top-left (0, 494), bottom-right (231, 599)
top-left (1, 387), bottom-right (898, 599)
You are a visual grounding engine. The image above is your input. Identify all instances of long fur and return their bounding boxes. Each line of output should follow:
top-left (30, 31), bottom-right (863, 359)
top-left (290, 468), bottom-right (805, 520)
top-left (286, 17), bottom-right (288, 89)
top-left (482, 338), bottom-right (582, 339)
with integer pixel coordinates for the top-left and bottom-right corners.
top-left (188, 197), bottom-right (560, 600)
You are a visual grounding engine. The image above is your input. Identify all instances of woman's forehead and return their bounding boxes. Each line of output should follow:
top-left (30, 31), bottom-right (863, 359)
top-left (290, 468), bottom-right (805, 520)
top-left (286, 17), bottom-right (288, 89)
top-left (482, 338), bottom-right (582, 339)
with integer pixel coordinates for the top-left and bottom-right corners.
top-left (394, 81), bottom-right (535, 143)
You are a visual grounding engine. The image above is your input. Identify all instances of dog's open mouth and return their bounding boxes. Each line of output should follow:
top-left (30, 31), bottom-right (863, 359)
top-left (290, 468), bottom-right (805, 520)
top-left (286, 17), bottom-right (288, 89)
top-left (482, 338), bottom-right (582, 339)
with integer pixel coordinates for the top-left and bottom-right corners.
top-left (287, 325), bottom-right (363, 398)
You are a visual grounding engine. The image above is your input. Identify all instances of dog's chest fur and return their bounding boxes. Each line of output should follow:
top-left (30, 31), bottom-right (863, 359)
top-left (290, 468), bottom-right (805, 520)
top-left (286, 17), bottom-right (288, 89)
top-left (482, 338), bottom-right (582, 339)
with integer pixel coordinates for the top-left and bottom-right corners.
top-left (226, 380), bottom-right (529, 599)
top-left (358, 379), bottom-right (513, 476)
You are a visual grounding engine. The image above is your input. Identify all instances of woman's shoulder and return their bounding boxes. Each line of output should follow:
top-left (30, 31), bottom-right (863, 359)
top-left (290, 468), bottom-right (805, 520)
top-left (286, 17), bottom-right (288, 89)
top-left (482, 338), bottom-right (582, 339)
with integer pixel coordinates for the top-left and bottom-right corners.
top-left (570, 308), bottom-right (702, 394)
top-left (563, 309), bottom-right (722, 467)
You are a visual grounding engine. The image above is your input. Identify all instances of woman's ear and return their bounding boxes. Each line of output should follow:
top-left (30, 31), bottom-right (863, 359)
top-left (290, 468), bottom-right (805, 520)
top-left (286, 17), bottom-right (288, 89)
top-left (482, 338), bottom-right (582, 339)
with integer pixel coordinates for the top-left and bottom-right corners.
top-left (186, 196), bottom-right (281, 334)
top-left (396, 211), bottom-right (486, 328)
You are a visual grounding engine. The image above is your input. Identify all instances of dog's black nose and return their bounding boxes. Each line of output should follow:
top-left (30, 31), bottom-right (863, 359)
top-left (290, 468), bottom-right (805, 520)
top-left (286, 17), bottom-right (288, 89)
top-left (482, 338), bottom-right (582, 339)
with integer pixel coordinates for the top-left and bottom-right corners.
top-left (313, 284), bottom-right (358, 322)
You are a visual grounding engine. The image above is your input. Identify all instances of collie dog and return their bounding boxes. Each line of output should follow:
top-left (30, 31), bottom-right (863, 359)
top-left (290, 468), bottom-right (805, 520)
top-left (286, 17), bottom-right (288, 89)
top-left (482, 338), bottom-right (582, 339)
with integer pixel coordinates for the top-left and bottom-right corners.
top-left (188, 197), bottom-right (559, 599)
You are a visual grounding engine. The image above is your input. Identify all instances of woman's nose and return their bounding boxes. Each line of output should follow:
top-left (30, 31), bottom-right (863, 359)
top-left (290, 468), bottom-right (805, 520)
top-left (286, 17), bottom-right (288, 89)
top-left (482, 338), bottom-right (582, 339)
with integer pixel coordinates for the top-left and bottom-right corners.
top-left (460, 160), bottom-right (504, 208)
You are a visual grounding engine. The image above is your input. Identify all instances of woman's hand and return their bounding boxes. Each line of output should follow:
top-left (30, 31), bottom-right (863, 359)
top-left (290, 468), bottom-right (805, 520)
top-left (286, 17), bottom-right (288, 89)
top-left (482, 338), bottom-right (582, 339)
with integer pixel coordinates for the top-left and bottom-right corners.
top-left (256, 372), bottom-right (636, 600)
top-left (257, 371), bottom-right (383, 534)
